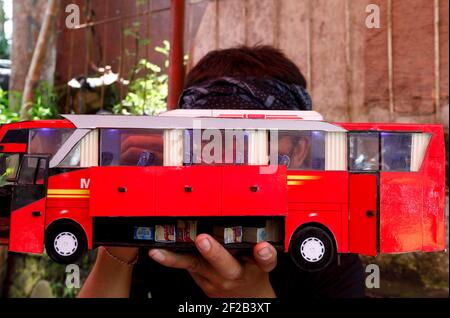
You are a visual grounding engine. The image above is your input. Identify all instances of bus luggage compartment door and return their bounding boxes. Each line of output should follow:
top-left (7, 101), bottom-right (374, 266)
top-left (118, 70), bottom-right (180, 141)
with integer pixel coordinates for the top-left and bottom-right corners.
top-left (155, 166), bottom-right (222, 216)
top-left (222, 165), bottom-right (287, 216)
top-left (349, 173), bottom-right (377, 256)
top-left (89, 166), bottom-right (156, 216)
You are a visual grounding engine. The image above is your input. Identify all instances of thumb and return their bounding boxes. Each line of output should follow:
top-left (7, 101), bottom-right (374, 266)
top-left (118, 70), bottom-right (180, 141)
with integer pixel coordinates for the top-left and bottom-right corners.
top-left (253, 242), bottom-right (278, 272)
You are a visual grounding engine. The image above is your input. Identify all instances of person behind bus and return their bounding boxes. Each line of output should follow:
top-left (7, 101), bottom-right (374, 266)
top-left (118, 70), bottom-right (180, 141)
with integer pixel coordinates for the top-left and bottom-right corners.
top-left (79, 46), bottom-right (365, 298)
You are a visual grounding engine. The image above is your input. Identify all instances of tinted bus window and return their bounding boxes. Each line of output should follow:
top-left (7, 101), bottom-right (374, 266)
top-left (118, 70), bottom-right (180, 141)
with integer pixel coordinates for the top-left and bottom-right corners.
top-left (349, 133), bottom-right (379, 171)
top-left (381, 133), bottom-right (412, 171)
top-left (184, 129), bottom-right (249, 165)
top-left (17, 157), bottom-right (39, 185)
top-left (270, 131), bottom-right (325, 170)
top-left (29, 129), bottom-right (73, 157)
top-left (1, 130), bottom-right (29, 144)
top-left (0, 154), bottom-right (20, 184)
top-left (100, 129), bottom-right (163, 166)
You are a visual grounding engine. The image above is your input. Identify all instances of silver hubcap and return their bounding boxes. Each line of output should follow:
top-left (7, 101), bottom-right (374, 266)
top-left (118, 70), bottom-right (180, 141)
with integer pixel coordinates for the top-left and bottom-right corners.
top-left (300, 237), bottom-right (325, 262)
top-left (54, 232), bottom-right (78, 256)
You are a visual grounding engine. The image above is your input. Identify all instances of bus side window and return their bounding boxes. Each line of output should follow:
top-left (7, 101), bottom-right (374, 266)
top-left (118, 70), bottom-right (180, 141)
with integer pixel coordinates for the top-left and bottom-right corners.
top-left (58, 130), bottom-right (99, 168)
top-left (381, 132), bottom-right (430, 172)
top-left (381, 133), bottom-right (412, 171)
top-left (270, 130), bottom-right (325, 170)
top-left (183, 129), bottom-right (249, 165)
top-left (348, 133), bottom-right (379, 171)
top-left (100, 129), bottom-right (164, 167)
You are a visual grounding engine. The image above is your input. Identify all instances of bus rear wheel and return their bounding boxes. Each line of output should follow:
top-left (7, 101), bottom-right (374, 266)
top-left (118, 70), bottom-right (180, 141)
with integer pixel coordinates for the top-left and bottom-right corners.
top-left (45, 221), bottom-right (87, 264)
top-left (289, 226), bottom-right (336, 272)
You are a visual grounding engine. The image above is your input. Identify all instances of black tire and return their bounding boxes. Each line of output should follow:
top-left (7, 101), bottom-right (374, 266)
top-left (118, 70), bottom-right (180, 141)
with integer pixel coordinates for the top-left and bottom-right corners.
top-left (289, 226), bottom-right (336, 272)
top-left (45, 221), bottom-right (87, 264)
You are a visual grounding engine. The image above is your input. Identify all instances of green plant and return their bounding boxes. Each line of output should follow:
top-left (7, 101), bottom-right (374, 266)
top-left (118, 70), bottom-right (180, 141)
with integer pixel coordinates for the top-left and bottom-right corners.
top-left (0, 82), bottom-right (59, 124)
top-left (0, 89), bottom-right (19, 123)
top-left (27, 82), bottom-right (59, 120)
top-left (114, 42), bottom-right (170, 115)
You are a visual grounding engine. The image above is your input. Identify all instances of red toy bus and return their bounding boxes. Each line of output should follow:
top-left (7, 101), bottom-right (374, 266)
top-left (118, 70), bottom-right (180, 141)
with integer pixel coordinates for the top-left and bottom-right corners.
top-left (0, 110), bottom-right (446, 271)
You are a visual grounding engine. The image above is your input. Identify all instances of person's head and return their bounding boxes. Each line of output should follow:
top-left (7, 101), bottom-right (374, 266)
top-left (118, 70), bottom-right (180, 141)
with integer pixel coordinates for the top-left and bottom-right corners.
top-left (185, 45), bottom-right (307, 89)
top-left (180, 45), bottom-right (312, 169)
top-left (179, 45), bottom-right (311, 111)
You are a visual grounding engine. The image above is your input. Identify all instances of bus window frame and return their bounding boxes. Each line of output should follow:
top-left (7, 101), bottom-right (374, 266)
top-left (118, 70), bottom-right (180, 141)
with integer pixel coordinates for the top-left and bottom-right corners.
top-left (28, 128), bottom-right (75, 158)
top-left (269, 130), bottom-right (327, 171)
top-left (99, 128), bottom-right (165, 167)
top-left (347, 130), bottom-right (428, 173)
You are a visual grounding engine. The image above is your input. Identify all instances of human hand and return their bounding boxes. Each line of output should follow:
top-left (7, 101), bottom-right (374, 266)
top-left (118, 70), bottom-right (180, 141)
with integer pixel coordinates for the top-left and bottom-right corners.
top-left (120, 134), bottom-right (163, 166)
top-left (148, 234), bottom-right (277, 298)
top-left (100, 246), bottom-right (139, 264)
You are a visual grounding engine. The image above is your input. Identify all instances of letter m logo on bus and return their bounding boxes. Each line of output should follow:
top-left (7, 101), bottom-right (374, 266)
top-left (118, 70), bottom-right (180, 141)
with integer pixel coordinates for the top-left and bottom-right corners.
top-left (80, 178), bottom-right (90, 189)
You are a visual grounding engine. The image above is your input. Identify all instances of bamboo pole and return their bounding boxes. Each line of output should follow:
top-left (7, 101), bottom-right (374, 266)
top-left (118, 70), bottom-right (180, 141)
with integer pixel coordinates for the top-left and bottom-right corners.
top-left (20, 0), bottom-right (58, 120)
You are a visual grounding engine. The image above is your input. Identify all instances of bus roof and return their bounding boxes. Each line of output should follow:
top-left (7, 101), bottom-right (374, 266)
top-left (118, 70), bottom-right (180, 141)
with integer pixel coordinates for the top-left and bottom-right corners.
top-left (61, 114), bottom-right (346, 132)
top-left (159, 109), bottom-right (324, 120)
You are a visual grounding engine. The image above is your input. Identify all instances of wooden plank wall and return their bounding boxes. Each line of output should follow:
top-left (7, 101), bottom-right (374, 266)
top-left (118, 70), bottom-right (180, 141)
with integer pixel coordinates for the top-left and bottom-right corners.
top-left (52, 0), bottom-right (448, 125)
top-left (189, 0), bottom-right (449, 125)
top-left (55, 0), bottom-right (173, 93)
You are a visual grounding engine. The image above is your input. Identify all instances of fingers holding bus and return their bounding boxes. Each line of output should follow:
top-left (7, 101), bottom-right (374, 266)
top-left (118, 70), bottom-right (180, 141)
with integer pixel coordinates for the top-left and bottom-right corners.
top-left (148, 234), bottom-right (277, 298)
top-left (119, 134), bottom-right (163, 166)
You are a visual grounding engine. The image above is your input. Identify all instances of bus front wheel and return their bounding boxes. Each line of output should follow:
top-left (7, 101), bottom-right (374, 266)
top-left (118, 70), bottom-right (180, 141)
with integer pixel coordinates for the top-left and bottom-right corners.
top-left (289, 226), bottom-right (336, 272)
top-left (45, 221), bottom-right (87, 264)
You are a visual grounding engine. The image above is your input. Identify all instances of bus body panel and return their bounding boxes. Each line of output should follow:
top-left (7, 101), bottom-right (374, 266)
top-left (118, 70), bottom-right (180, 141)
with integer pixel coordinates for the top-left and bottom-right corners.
top-left (286, 171), bottom-right (348, 253)
top-left (89, 165), bottom-right (287, 217)
top-left (222, 165), bottom-right (287, 216)
top-left (156, 166), bottom-right (222, 216)
top-left (379, 172), bottom-right (423, 252)
top-left (422, 156), bottom-right (446, 251)
top-left (349, 173), bottom-right (377, 256)
top-left (0, 144), bottom-right (27, 153)
top-left (90, 166), bottom-right (156, 217)
top-left (287, 171), bottom-right (348, 204)
top-left (9, 198), bottom-right (46, 254)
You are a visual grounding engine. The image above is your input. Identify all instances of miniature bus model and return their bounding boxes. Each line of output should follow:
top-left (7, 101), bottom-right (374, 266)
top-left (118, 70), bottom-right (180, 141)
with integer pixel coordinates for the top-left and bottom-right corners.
top-left (0, 109), bottom-right (446, 271)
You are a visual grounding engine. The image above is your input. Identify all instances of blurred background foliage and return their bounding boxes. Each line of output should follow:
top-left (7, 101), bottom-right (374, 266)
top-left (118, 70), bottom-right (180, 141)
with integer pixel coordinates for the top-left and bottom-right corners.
top-left (4, 251), bottom-right (96, 298)
top-left (113, 41), bottom-right (170, 116)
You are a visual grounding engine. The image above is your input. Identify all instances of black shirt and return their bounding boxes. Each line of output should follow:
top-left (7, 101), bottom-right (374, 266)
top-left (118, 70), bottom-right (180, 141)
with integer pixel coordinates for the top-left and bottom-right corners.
top-left (130, 249), bottom-right (366, 298)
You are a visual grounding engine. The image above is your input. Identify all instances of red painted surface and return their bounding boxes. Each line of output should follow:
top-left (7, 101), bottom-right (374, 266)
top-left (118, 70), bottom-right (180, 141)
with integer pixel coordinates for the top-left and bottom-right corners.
top-left (90, 167), bottom-right (156, 217)
top-left (156, 166), bottom-right (221, 216)
top-left (222, 166), bottom-right (287, 216)
top-left (9, 198), bottom-right (46, 254)
top-left (45, 169), bottom-right (93, 249)
top-left (287, 171), bottom-right (348, 204)
top-left (379, 172), bottom-right (424, 252)
top-left (285, 171), bottom-right (349, 253)
top-left (349, 174), bottom-right (377, 256)
top-left (89, 165), bottom-right (286, 217)
top-left (0, 120), bottom-right (75, 140)
top-left (0, 144), bottom-right (27, 153)
top-left (422, 157), bottom-right (447, 251)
